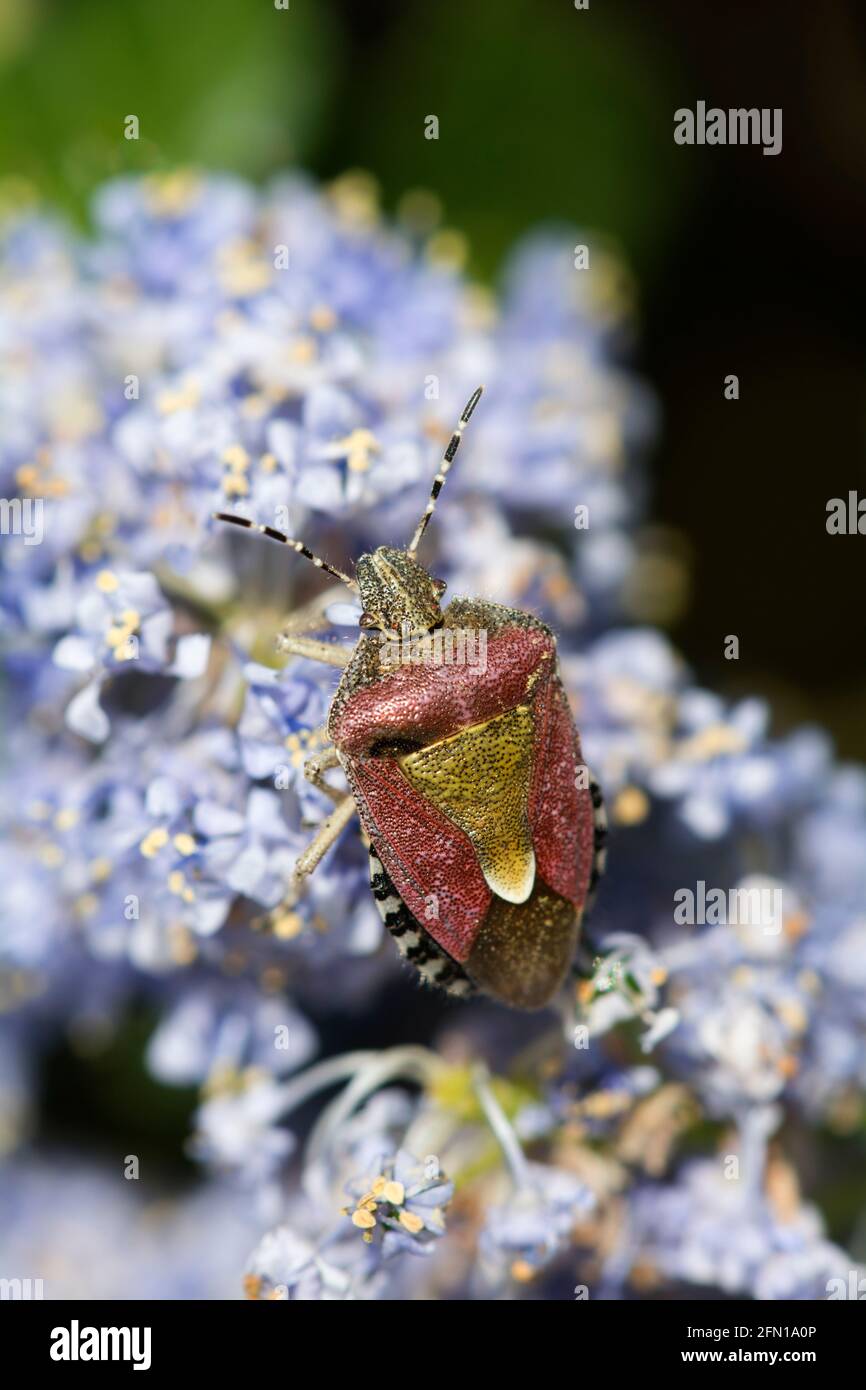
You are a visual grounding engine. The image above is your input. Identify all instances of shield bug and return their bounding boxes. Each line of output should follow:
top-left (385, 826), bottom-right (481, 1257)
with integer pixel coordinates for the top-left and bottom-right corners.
top-left (215, 387), bottom-right (606, 1009)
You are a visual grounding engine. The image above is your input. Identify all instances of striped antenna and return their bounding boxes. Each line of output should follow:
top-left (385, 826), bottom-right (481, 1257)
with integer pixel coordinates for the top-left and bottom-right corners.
top-left (407, 386), bottom-right (484, 556)
top-left (213, 513), bottom-right (358, 591)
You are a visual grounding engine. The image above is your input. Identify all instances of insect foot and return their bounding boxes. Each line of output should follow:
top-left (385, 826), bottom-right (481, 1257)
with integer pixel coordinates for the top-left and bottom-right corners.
top-left (303, 750), bottom-right (339, 783)
top-left (302, 748), bottom-right (345, 804)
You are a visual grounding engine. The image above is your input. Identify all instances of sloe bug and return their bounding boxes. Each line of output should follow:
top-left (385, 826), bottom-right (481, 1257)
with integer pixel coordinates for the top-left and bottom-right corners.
top-left (216, 387), bottom-right (606, 1008)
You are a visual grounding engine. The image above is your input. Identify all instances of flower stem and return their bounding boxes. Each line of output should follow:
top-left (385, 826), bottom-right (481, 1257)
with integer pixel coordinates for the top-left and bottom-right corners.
top-left (472, 1063), bottom-right (531, 1190)
top-left (305, 1045), bottom-right (442, 1177)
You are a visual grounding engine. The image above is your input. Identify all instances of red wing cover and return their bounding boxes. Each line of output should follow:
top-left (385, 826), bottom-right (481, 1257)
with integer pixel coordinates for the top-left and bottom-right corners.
top-left (335, 614), bottom-right (591, 963)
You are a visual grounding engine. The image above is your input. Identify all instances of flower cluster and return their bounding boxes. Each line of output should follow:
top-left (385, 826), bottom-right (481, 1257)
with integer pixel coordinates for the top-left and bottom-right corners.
top-left (0, 170), bottom-right (863, 1300)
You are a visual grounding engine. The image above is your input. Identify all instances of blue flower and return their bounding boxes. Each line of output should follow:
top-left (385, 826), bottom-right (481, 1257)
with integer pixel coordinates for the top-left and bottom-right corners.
top-left (479, 1164), bottom-right (595, 1284)
top-left (344, 1147), bottom-right (454, 1257)
top-left (147, 983), bottom-right (318, 1087)
top-left (52, 569), bottom-right (210, 742)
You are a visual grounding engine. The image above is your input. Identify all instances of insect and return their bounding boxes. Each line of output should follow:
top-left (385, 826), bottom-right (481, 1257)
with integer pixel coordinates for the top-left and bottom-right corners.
top-left (215, 387), bottom-right (606, 1009)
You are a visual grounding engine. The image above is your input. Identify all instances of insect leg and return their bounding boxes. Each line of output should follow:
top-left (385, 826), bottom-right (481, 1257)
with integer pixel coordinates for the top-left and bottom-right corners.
top-left (278, 583), bottom-right (354, 638)
top-left (303, 744), bottom-right (345, 804)
top-left (277, 792), bottom-right (357, 898)
top-left (258, 794), bottom-right (358, 930)
top-left (277, 634), bottom-right (353, 668)
top-left (293, 793), bottom-right (357, 878)
top-left (276, 585), bottom-right (355, 665)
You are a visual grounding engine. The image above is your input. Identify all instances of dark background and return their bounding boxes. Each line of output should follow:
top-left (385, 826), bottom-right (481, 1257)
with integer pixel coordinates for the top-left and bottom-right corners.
top-left (4, 0), bottom-right (864, 755)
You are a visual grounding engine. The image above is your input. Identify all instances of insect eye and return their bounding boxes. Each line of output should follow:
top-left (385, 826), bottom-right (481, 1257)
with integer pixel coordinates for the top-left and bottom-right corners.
top-left (433, 578), bottom-right (447, 596)
top-left (359, 611), bottom-right (377, 629)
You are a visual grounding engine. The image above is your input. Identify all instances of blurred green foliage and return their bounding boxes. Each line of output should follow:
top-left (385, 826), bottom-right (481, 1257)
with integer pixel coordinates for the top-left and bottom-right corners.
top-left (40, 1009), bottom-right (199, 1178)
top-left (0, 0), bottom-right (336, 219)
top-left (0, 0), bottom-right (687, 280)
